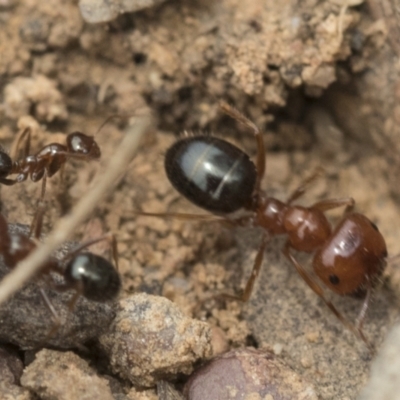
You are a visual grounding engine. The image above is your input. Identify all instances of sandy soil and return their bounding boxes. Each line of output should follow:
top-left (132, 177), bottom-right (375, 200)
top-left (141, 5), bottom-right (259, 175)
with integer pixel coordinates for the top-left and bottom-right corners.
top-left (0, 0), bottom-right (400, 399)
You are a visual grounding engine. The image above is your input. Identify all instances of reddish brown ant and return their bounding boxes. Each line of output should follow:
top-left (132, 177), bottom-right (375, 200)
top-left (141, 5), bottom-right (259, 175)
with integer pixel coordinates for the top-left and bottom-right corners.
top-left (0, 126), bottom-right (101, 206)
top-left (137, 101), bottom-right (387, 350)
top-left (0, 208), bottom-right (121, 340)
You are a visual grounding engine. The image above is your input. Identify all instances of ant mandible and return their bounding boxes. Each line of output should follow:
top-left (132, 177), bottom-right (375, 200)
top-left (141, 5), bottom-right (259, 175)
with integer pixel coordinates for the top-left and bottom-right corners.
top-left (0, 208), bottom-right (121, 340)
top-left (138, 101), bottom-right (387, 350)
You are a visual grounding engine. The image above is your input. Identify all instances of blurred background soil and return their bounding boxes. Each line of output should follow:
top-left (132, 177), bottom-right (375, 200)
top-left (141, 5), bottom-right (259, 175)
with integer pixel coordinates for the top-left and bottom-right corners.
top-left (1, 0), bottom-right (400, 399)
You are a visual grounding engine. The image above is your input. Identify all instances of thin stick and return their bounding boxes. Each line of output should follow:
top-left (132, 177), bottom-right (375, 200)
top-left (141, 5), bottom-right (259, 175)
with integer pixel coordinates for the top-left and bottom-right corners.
top-left (0, 115), bottom-right (151, 307)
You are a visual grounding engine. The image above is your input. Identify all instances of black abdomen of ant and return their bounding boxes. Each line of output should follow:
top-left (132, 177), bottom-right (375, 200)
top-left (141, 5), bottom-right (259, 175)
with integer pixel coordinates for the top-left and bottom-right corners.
top-left (65, 252), bottom-right (121, 302)
top-left (165, 136), bottom-right (256, 213)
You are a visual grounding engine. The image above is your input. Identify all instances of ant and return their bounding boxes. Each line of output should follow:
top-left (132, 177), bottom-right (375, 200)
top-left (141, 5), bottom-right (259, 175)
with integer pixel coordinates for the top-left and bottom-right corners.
top-left (0, 126), bottom-right (101, 204)
top-left (0, 208), bottom-right (121, 340)
top-left (137, 101), bottom-right (388, 351)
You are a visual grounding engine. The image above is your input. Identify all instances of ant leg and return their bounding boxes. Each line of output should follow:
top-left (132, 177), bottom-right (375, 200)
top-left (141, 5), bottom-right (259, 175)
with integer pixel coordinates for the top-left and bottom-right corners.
top-left (41, 286), bottom-right (84, 341)
top-left (38, 287), bottom-right (63, 341)
top-left (29, 171), bottom-right (48, 238)
top-left (222, 233), bottom-right (270, 302)
top-left (311, 197), bottom-right (355, 213)
top-left (355, 285), bottom-right (372, 337)
top-left (10, 127), bottom-right (31, 160)
top-left (59, 163), bottom-right (65, 183)
top-left (0, 178), bottom-right (18, 186)
top-left (0, 213), bottom-right (11, 251)
top-left (219, 101), bottom-right (265, 193)
top-left (60, 233), bottom-right (118, 265)
top-left (286, 167), bottom-right (324, 205)
top-left (135, 211), bottom-right (227, 222)
top-left (94, 114), bottom-right (131, 136)
top-left (108, 233), bottom-right (119, 272)
top-left (283, 242), bottom-right (374, 352)
top-left (134, 211), bottom-right (248, 231)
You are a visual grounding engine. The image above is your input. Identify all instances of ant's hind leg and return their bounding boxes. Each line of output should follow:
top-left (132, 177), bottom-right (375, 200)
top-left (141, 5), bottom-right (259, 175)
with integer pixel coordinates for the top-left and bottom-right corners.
top-left (283, 242), bottom-right (374, 352)
top-left (219, 101), bottom-right (266, 193)
top-left (134, 211), bottom-right (228, 223)
top-left (222, 233), bottom-right (270, 302)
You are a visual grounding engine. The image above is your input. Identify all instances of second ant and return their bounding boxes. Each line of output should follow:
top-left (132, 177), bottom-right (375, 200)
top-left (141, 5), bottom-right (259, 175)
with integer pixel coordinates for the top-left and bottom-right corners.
top-left (0, 206), bottom-right (121, 342)
top-left (0, 125), bottom-right (102, 206)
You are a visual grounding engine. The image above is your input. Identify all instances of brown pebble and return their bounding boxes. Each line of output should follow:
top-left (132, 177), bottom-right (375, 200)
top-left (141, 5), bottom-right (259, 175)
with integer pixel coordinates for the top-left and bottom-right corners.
top-left (210, 326), bottom-right (229, 356)
top-left (20, 349), bottom-right (114, 400)
top-left (0, 382), bottom-right (33, 400)
top-left (184, 347), bottom-right (318, 400)
top-left (99, 293), bottom-right (212, 387)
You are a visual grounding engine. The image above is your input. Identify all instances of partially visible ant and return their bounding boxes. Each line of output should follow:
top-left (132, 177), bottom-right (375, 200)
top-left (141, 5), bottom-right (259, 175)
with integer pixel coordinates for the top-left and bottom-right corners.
top-left (0, 125), bottom-right (102, 205)
top-left (137, 101), bottom-right (388, 351)
top-left (0, 208), bottom-right (121, 340)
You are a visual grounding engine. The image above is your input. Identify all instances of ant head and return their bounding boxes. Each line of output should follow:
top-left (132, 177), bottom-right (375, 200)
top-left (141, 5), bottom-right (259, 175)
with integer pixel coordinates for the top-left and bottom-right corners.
top-left (0, 150), bottom-right (13, 178)
top-left (64, 252), bottom-right (121, 302)
top-left (66, 132), bottom-right (101, 160)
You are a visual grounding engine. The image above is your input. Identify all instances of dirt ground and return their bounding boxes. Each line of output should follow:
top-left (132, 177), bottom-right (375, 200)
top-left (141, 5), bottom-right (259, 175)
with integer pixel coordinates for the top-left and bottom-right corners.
top-left (1, 0), bottom-right (400, 399)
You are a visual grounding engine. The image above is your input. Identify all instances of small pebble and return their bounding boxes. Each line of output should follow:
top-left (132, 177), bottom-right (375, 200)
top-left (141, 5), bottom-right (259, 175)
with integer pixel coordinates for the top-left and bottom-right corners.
top-left (99, 293), bottom-right (212, 387)
top-left (21, 349), bottom-right (114, 400)
top-left (79, 0), bottom-right (167, 24)
top-left (184, 347), bottom-right (318, 400)
top-left (0, 382), bottom-right (33, 400)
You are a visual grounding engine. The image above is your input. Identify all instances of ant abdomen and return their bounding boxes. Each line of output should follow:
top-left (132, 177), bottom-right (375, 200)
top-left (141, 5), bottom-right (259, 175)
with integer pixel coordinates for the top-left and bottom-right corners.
top-left (165, 136), bottom-right (257, 214)
top-left (313, 213), bottom-right (387, 295)
top-left (64, 253), bottom-right (121, 302)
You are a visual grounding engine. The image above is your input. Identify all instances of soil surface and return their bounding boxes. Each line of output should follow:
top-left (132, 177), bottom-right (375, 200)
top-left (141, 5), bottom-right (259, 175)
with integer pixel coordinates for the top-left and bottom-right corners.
top-left (0, 1), bottom-right (400, 399)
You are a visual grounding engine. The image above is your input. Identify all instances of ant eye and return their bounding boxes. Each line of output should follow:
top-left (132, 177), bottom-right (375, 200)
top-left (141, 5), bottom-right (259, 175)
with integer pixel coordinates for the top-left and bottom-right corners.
top-left (329, 274), bottom-right (340, 285)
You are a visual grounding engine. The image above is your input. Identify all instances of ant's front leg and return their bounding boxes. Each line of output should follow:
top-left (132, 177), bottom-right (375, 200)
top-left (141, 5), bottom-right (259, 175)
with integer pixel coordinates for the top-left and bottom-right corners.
top-left (286, 167), bottom-right (324, 205)
top-left (10, 127), bottom-right (31, 160)
top-left (311, 197), bottom-right (355, 214)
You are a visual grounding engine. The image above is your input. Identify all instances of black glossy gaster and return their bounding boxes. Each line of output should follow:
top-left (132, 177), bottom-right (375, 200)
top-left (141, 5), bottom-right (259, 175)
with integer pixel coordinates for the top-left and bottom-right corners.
top-left (65, 253), bottom-right (121, 302)
top-left (165, 136), bottom-right (257, 213)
